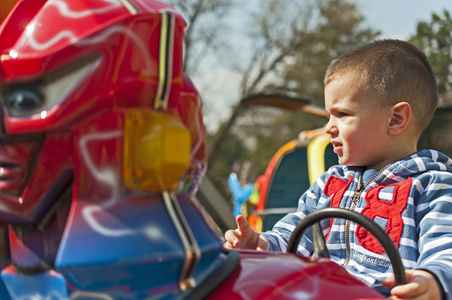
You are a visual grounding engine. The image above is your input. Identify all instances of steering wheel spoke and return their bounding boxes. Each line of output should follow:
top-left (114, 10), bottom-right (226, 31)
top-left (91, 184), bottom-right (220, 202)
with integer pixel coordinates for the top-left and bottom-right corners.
top-left (311, 222), bottom-right (330, 258)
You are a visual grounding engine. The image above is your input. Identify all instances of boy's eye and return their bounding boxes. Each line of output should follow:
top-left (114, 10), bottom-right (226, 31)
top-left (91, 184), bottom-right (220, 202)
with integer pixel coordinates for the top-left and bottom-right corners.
top-left (338, 112), bottom-right (348, 117)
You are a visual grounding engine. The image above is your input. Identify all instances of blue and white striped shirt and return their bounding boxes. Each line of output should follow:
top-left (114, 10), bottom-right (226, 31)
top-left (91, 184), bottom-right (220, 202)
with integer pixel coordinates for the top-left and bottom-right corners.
top-left (261, 149), bottom-right (452, 298)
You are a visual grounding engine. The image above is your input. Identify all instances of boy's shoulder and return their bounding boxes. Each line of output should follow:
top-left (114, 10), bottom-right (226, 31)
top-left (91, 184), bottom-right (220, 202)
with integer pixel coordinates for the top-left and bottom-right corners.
top-left (397, 149), bottom-right (452, 177)
top-left (377, 150), bottom-right (452, 202)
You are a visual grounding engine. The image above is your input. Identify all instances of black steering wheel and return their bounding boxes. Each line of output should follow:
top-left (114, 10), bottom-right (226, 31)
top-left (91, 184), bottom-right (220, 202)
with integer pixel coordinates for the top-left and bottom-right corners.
top-left (286, 207), bottom-right (406, 286)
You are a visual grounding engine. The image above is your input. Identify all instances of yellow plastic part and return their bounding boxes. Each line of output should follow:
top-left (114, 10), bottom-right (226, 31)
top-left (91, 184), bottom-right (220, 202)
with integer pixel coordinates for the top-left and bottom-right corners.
top-left (249, 186), bottom-right (260, 205)
top-left (307, 134), bottom-right (331, 185)
top-left (123, 109), bottom-right (191, 192)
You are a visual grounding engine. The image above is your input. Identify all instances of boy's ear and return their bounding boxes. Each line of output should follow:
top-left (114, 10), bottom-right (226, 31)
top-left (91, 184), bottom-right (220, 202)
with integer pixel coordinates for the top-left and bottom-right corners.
top-left (388, 102), bottom-right (412, 135)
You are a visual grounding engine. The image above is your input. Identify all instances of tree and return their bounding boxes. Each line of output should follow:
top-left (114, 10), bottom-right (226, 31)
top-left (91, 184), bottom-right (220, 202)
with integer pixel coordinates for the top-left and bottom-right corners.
top-left (163, 0), bottom-right (233, 75)
top-left (282, 0), bottom-right (380, 106)
top-left (207, 0), bottom-right (380, 197)
top-left (412, 10), bottom-right (452, 157)
top-left (235, 0), bottom-right (379, 101)
top-left (409, 10), bottom-right (452, 102)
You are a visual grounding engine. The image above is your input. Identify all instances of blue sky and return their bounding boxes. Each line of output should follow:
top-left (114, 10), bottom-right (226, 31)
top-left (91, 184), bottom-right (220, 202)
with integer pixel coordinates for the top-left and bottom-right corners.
top-left (359, 0), bottom-right (452, 39)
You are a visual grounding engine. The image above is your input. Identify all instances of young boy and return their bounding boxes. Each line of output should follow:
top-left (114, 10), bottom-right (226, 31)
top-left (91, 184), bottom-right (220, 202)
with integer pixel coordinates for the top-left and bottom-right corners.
top-left (224, 39), bottom-right (452, 300)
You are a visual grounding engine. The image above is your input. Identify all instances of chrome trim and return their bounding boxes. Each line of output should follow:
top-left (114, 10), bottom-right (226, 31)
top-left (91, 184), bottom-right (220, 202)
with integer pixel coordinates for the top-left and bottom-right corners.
top-left (154, 12), bottom-right (174, 111)
top-left (119, 0), bottom-right (140, 14)
top-left (162, 191), bottom-right (200, 291)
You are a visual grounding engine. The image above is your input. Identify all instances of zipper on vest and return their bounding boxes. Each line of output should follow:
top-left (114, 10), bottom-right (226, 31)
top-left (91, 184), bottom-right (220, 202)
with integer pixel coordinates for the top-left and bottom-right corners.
top-left (342, 160), bottom-right (400, 268)
top-left (343, 173), bottom-right (364, 267)
top-left (340, 153), bottom-right (416, 268)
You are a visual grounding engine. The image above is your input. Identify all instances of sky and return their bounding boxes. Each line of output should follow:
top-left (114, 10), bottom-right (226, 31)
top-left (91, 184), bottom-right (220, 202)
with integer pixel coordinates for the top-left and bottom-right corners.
top-left (359, 0), bottom-right (452, 39)
top-left (197, 0), bottom-right (452, 132)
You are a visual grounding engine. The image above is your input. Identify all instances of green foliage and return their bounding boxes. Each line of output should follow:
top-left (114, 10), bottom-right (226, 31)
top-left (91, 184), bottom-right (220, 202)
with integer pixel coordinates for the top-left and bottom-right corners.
top-left (207, 0), bottom-right (380, 199)
top-left (409, 10), bottom-right (452, 97)
top-left (281, 0), bottom-right (380, 106)
top-left (410, 10), bottom-right (452, 157)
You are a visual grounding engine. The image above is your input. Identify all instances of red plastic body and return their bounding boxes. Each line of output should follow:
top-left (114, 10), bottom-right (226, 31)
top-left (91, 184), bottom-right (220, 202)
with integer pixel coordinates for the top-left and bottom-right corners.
top-left (209, 250), bottom-right (384, 300)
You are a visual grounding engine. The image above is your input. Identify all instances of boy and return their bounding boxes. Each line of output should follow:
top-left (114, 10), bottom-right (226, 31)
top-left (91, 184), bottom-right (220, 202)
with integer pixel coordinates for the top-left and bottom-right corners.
top-left (224, 39), bottom-right (452, 300)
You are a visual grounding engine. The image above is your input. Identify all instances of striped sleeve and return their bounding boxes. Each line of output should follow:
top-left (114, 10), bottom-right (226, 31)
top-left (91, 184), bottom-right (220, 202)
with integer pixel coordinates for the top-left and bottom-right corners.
top-left (261, 170), bottom-right (331, 253)
top-left (415, 171), bottom-right (452, 299)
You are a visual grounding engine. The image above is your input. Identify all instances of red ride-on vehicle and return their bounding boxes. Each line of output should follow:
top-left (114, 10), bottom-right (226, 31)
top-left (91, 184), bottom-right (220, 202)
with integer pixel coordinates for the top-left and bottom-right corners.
top-left (0, 0), bottom-right (404, 298)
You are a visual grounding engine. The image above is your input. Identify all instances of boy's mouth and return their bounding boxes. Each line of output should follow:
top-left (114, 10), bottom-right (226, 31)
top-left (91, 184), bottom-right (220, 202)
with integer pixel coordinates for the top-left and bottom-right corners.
top-left (331, 141), bottom-right (343, 153)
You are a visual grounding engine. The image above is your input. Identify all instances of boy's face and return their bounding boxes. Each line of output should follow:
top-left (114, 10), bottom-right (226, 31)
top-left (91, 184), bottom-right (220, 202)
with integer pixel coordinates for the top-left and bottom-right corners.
top-left (324, 75), bottom-right (393, 169)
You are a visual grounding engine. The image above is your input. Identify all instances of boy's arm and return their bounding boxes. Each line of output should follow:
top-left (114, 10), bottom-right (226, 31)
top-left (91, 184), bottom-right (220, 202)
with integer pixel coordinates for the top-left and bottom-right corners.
top-left (260, 172), bottom-right (329, 253)
top-left (224, 168), bottom-right (335, 253)
top-left (405, 173), bottom-right (452, 299)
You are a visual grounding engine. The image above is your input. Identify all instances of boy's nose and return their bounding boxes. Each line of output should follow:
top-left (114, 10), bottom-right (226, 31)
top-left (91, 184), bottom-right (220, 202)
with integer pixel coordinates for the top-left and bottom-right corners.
top-left (325, 119), bottom-right (337, 136)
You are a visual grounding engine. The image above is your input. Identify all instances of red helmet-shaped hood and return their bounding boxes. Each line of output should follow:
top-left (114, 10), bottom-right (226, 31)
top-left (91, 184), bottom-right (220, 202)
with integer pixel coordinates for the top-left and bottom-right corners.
top-left (0, 0), bottom-right (186, 133)
top-left (0, 0), bottom-right (206, 224)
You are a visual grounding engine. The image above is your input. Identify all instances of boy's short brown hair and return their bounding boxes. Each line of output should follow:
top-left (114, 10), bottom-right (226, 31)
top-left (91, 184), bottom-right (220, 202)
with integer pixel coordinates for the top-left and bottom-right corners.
top-left (324, 39), bottom-right (438, 135)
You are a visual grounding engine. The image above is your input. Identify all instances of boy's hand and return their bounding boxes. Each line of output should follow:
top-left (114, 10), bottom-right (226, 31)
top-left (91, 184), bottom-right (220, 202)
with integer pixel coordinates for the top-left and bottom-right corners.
top-left (382, 269), bottom-right (441, 300)
top-left (223, 215), bottom-right (269, 251)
